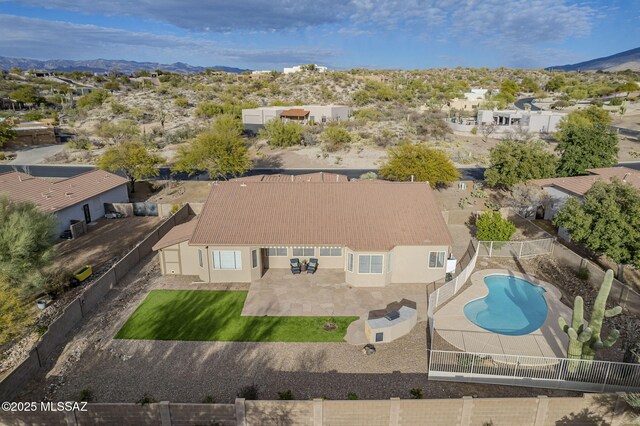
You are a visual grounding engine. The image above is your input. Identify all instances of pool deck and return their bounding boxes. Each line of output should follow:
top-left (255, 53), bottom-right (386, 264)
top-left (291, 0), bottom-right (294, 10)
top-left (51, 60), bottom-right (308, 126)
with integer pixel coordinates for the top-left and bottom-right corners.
top-left (433, 269), bottom-right (571, 358)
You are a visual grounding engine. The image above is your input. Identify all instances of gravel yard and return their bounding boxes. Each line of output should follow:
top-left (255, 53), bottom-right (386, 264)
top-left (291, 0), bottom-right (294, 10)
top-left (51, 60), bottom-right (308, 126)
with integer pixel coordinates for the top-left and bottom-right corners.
top-left (19, 255), bottom-right (580, 403)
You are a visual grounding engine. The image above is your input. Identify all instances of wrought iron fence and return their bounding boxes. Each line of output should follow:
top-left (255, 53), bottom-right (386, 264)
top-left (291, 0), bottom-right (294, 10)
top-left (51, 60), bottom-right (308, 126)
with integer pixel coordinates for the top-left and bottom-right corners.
top-left (428, 350), bottom-right (640, 392)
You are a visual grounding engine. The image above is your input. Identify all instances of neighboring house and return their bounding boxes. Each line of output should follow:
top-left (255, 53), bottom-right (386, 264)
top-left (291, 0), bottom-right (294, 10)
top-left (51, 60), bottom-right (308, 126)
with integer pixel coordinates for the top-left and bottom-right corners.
top-left (153, 173), bottom-right (454, 287)
top-left (443, 98), bottom-right (483, 112)
top-left (476, 110), bottom-right (566, 133)
top-left (531, 167), bottom-right (640, 220)
top-left (0, 170), bottom-right (129, 234)
top-left (283, 64), bottom-right (328, 74)
top-left (242, 105), bottom-right (351, 133)
top-left (463, 88), bottom-right (489, 100)
top-left (8, 120), bottom-right (60, 147)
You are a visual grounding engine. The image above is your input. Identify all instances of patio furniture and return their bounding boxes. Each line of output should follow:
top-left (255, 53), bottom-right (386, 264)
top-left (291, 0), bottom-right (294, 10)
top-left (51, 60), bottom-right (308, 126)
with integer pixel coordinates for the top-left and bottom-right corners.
top-left (290, 258), bottom-right (301, 274)
top-left (307, 258), bottom-right (318, 274)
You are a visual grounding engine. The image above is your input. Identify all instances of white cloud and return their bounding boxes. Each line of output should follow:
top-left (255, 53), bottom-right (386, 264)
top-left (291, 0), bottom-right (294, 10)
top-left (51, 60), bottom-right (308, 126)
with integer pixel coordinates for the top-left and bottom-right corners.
top-left (0, 15), bottom-right (337, 66)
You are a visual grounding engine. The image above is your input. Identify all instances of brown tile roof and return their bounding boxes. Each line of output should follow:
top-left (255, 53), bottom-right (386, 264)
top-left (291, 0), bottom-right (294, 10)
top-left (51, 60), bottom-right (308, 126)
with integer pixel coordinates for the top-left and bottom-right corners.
top-left (153, 216), bottom-right (199, 250)
top-left (532, 167), bottom-right (640, 196)
top-left (0, 170), bottom-right (128, 213)
top-left (234, 172), bottom-right (349, 183)
top-left (280, 108), bottom-right (309, 118)
top-left (189, 180), bottom-right (452, 250)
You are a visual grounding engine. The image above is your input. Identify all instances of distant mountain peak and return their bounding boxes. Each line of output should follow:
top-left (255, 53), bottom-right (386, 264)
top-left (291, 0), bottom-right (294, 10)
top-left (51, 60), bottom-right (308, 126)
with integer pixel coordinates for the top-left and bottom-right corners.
top-left (0, 56), bottom-right (250, 74)
top-left (546, 47), bottom-right (640, 72)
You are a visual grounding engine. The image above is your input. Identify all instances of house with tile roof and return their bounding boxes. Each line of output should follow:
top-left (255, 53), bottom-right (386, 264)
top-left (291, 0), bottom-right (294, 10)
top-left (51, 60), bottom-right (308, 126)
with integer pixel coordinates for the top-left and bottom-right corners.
top-left (530, 166), bottom-right (640, 220)
top-left (153, 173), bottom-right (454, 287)
top-left (0, 169), bottom-right (129, 234)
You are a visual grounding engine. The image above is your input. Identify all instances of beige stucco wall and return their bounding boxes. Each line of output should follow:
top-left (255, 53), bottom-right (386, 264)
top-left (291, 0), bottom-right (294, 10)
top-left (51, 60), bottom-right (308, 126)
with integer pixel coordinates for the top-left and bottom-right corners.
top-left (390, 245), bottom-right (449, 283)
top-left (158, 243), bottom-right (449, 285)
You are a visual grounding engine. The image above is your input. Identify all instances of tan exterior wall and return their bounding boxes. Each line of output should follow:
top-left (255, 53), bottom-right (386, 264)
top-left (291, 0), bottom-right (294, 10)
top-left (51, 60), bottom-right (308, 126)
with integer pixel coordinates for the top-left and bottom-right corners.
top-left (158, 243), bottom-right (448, 285)
top-left (391, 245), bottom-right (449, 283)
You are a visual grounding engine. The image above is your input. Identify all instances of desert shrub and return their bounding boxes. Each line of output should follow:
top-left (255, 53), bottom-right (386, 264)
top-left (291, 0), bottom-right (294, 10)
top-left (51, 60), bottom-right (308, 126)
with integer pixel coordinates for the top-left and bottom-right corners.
top-left (353, 108), bottom-right (381, 121)
top-left (66, 137), bottom-right (92, 150)
top-left (278, 390), bottom-right (294, 400)
top-left (470, 127), bottom-right (478, 135)
top-left (77, 90), bottom-right (110, 110)
top-left (137, 393), bottom-right (157, 405)
top-left (347, 392), bottom-right (359, 400)
top-left (576, 267), bottom-right (590, 281)
top-left (174, 96), bottom-right (189, 108)
top-left (238, 384), bottom-right (259, 400)
top-left (79, 388), bottom-right (94, 402)
top-left (0, 278), bottom-right (32, 345)
top-left (202, 395), bottom-right (215, 403)
top-left (410, 388), bottom-right (424, 399)
top-left (359, 172), bottom-right (378, 180)
top-left (475, 211), bottom-right (516, 241)
top-left (321, 125), bottom-right (352, 152)
top-left (609, 98), bottom-right (623, 106)
top-left (259, 119), bottom-right (303, 147)
top-left (110, 100), bottom-right (128, 115)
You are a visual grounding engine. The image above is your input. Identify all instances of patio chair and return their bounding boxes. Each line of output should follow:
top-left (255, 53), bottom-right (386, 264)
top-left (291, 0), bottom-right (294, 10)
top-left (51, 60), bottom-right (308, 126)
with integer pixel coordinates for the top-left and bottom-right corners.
top-left (307, 258), bottom-right (318, 274)
top-left (290, 258), bottom-right (301, 274)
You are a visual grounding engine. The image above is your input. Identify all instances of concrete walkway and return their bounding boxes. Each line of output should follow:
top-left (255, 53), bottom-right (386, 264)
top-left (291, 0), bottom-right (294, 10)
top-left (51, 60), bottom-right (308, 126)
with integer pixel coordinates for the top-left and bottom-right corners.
top-left (242, 269), bottom-right (428, 345)
top-left (434, 269), bottom-right (570, 359)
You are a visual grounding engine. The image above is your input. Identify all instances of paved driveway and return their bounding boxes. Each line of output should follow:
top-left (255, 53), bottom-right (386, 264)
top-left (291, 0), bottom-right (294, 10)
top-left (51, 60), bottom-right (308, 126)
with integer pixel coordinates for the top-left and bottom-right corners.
top-left (242, 268), bottom-right (428, 344)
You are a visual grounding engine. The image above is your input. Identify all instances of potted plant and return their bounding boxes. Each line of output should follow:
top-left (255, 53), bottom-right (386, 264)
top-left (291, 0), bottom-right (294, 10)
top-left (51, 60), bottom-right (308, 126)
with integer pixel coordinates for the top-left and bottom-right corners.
top-left (36, 300), bottom-right (47, 310)
top-left (301, 260), bottom-right (308, 271)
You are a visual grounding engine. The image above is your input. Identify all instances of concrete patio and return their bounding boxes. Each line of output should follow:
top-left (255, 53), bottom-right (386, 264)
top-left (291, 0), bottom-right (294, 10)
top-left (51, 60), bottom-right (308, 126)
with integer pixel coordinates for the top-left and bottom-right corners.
top-left (242, 268), bottom-right (428, 345)
top-left (433, 269), bottom-right (571, 359)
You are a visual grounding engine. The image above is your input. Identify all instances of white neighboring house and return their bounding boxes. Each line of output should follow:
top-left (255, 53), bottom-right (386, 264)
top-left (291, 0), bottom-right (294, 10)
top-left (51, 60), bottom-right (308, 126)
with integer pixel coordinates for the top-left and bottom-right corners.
top-left (241, 105), bottom-right (351, 133)
top-left (0, 169), bottom-right (129, 234)
top-left (476, 109), bottom-right (567, 133)
top-left (283, 64), bottom-right (328, 74)
top-left (530, 167), bottom-right (640, 221)
top-left (464, 88), bottom-right (489, 100)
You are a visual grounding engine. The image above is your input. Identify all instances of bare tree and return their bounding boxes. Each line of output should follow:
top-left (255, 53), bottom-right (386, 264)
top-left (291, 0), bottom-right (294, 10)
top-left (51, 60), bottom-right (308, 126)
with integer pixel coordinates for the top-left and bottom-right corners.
top-left (479, 123), bottom-right (496, 143)
top-left (508, 183), bottom-right (551, 218)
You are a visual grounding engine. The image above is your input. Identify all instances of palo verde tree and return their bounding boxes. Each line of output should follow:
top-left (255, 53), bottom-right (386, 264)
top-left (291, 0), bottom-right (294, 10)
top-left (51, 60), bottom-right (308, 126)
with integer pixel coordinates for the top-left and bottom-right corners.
top-left (0, 195), bottom-right (57, 294)
top-left (379, 143), bottom-right (459, 187)
top-left (97, 141), bottom-right (165, 192)
top-left (553, 179), bottom-right (640, 282)
top-left (484, 139), bottom-right (557, 189)
top-left (172, 114), bottom-right (251, 180)
top-left (259, 118), bottom-right (304, 147)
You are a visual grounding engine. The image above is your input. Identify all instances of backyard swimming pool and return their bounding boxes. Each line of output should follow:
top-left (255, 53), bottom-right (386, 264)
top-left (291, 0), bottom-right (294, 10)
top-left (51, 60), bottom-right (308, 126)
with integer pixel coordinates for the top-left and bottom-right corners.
top-left (463, 275), bottom-right (548, 336)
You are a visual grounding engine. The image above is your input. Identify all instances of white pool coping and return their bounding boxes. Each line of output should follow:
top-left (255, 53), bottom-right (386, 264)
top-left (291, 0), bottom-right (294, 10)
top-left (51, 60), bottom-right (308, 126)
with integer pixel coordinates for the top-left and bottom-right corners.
top-left (433, 269), bottom-right (571, 359)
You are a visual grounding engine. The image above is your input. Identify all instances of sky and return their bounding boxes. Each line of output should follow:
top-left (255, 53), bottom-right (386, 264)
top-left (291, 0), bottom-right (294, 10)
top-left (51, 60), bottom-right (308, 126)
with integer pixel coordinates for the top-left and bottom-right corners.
top-left (0, 0), bottom-right (638, 70)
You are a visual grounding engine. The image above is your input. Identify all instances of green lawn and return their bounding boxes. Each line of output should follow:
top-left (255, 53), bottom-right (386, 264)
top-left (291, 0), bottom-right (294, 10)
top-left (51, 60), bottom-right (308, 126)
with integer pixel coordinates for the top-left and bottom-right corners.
top-left (115, 290), bottom-right (358, 342)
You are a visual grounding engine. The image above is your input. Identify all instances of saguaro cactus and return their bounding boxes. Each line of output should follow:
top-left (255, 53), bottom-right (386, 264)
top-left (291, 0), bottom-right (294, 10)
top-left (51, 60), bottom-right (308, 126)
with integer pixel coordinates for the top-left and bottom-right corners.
top-left (559, 269), bottom-right (622, 368)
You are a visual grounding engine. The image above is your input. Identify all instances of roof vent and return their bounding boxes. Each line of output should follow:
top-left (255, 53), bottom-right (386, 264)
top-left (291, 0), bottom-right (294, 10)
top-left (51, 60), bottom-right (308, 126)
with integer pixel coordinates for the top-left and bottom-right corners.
top-left (65, 192), bottom-right (72, 197)
top-left (384, 310), bottom-right (400, 321)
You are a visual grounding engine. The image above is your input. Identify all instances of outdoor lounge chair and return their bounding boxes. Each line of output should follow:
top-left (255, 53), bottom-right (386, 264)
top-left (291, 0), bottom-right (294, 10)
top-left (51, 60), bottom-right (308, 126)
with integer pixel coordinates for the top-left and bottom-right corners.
top-left (307, 258), bottom-right (318, 274)
top-left (290, 258), bottom-right (301, 274)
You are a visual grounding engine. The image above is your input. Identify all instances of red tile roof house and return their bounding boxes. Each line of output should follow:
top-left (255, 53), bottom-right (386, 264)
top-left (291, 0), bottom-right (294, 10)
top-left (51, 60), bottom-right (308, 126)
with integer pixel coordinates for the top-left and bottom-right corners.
top-left (0, 170), bottom-right (129, 234)
top-left (531, 167), bottom-right (640, 221)
top-left (153, 173), bottom-right (454, 287)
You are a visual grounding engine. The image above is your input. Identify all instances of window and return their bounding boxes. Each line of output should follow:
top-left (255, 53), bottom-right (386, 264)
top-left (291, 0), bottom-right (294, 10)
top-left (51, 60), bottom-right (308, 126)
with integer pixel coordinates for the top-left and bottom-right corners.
top-left (292, 247), bottom-right (314, 257)
top-left (375, 332), bottom-right (384, 342)
top-left (429, 251), bottom-right (446, 268)
top-left (347, 253), bottom-right (354, 272)
top-left (387, 252), bottom-right (393, 273)
top-left (251, 249), bottom-right (258, 269)
top-left (358, 254), bottom-right (383, 274)
top-left (213, 250), bottom-right (242, 270)
top-left (268, 247), bottom-right (287, 257)
top-left (198, 249), bottom-right (203, 268)
top-left (319, 247), bottom-right (342, 256)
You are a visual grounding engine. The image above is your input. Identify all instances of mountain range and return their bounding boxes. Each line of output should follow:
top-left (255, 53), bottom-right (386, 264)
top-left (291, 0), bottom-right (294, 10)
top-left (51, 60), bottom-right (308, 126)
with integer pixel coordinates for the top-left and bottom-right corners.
top-left (547, 47), bottom-right (640, 72)
top-left (0, 56), bottom-right (249, 74)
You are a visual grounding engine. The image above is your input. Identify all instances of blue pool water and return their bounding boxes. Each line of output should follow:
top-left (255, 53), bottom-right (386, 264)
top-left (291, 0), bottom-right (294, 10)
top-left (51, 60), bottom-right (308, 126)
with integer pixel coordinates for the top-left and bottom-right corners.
top-left (463, 275), bottom-right (548, 336)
